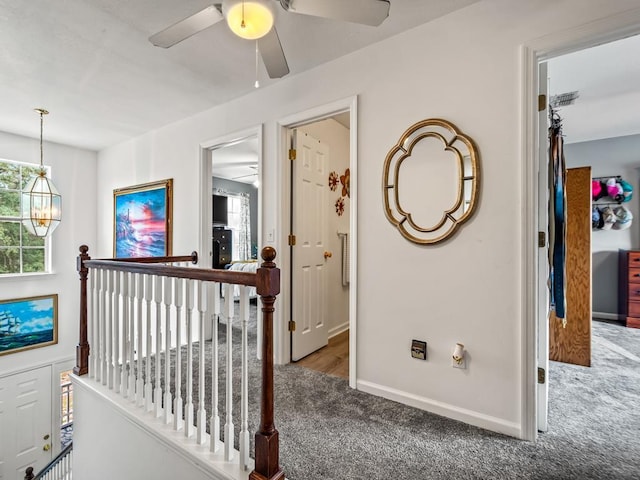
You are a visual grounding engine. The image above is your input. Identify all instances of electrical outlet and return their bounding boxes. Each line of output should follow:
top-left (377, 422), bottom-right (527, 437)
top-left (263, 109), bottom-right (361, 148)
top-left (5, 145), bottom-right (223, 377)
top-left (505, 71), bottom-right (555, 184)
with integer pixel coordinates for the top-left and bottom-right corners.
top-left (411, 340), bottom-right (427, 360)
top-left (452, 355), bottom-right (466, 369)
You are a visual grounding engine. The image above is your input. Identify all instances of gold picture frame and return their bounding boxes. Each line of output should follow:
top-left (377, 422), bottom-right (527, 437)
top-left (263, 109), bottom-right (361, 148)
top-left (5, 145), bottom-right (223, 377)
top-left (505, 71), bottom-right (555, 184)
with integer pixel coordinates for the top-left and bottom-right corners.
top-left (0, 294), bottom-right (58, 356)
top-left (113, 179), bottom-right (173, 258)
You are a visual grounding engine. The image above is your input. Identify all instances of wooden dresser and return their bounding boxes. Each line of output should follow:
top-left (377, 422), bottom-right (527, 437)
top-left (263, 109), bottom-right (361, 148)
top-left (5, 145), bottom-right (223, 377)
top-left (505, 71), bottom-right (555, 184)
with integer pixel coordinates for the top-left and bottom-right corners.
top-left (618, 249), bottom-right (640, 328)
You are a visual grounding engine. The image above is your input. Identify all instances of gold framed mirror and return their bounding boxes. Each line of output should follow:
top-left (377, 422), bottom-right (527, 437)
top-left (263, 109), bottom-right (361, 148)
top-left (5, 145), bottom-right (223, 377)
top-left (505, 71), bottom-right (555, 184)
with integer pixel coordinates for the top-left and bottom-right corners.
top-left (383, 118), bottom-right (480, 245)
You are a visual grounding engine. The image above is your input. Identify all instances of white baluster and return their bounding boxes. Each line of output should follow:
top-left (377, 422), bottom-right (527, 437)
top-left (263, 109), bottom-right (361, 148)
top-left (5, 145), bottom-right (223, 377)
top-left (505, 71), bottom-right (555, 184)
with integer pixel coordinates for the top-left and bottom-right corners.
top-left (100, 269), bottom-right (107, 385)
top-left (224, 283), bottom-right (234, 461)
top-left (128, 272), bottom-right (136, 400)
top-left (121, 272), bottom-right (129, 398)
top-left (144, 274), bottom-right (153, 412)
top-left (107, 270), bottom-right (114, 389)
top-left (89, 267), bottom-right (97, 379)
top-left (113, 270), bottom-right (121, 394)
top-left (136, 273), bottom-right (145, 406)
top-left (197, 281), bottom-right (208, 445)
top-left (154, 275), bottom-right (163, 418)
top-left (239, 285), bottom-right (250, 469)
top-left (173, 277), bottom-right (184, 431)
top-left (209, 282), bottom-right (221, 453)
top-left (184, 279), bottom-right (195, 438)
top-left (163, 276), bottom-right (173, 424)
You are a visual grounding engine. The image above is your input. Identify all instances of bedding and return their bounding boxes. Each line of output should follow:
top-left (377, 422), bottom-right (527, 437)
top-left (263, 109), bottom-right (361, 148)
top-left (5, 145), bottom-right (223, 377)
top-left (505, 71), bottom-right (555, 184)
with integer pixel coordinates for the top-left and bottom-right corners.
top-left (226, 261), bottom-right (258, 299)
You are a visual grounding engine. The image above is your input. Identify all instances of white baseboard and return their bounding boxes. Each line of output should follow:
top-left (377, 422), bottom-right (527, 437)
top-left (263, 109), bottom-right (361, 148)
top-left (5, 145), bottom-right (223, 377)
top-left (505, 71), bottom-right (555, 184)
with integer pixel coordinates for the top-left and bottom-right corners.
top-left (356, 379), bottom-right (522, 439)
top-left (328, 322), bottom-right (349, 338)
top-left (592, 311), bottom-right (622, 321)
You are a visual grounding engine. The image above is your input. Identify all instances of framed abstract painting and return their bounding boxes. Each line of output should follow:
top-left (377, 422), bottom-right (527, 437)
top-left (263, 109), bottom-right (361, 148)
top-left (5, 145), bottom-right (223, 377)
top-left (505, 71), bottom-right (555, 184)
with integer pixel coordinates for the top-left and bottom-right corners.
top-left (113, 179), bottom-right (173, 258)
top-left (0, 294), bottom-right (58, 356)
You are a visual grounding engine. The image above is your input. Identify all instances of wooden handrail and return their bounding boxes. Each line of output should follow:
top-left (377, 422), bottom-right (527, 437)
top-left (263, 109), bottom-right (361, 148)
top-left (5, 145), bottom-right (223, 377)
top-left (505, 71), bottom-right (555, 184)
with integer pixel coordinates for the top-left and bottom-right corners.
top-left (25, 442), bottom-right (73, 480)
top-left (75, 245), bottom-right (285, 480)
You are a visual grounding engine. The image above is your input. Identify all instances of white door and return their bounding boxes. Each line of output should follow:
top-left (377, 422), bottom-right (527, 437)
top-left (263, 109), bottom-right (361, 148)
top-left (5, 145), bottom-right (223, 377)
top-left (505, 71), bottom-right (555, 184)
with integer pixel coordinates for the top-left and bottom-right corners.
top-left (0, 366), bottom-right (53, 480)
top-left (291, 129), bottom-right (330, 361)
top-left (537, 61), bottom-right (550, 432)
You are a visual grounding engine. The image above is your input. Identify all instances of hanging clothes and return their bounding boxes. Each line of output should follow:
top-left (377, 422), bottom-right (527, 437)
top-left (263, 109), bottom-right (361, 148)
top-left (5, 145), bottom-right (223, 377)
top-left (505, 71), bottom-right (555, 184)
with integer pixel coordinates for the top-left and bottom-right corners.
top-left (548, 109), bottom-right (567, 323)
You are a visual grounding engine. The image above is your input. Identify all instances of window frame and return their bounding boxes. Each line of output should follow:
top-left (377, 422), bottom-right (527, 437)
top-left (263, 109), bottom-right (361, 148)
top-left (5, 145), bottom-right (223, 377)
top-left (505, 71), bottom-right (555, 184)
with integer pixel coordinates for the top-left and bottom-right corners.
top-left (0, 157), bottom-right (52, 276)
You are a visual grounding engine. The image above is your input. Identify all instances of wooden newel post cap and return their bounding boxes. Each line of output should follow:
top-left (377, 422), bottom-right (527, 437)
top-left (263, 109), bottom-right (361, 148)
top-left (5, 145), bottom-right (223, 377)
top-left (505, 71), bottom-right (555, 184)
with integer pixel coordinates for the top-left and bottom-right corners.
top-left (79, 245), bottom-right (89, 255)
top-left (261, 246), bottom-right (277, 266)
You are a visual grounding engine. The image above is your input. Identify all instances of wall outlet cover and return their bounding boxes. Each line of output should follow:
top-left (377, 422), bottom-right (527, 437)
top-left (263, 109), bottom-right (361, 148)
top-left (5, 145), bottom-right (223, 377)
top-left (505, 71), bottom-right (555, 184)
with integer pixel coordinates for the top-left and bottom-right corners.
top-left (411, 340), bottom-right (427, 360)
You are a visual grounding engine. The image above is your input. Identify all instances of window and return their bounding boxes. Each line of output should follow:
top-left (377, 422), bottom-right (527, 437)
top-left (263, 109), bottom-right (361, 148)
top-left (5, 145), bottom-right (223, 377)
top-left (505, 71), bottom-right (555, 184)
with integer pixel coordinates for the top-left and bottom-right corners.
top-left (227, 195), bottom-right (243, 261)
top-left (0, 159), bottom-right (48, 274)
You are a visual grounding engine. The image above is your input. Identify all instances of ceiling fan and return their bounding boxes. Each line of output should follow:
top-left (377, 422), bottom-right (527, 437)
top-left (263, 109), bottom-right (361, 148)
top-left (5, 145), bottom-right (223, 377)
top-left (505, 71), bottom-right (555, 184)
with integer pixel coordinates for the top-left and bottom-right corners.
top-left (149, 0), bottom-right (391, 79)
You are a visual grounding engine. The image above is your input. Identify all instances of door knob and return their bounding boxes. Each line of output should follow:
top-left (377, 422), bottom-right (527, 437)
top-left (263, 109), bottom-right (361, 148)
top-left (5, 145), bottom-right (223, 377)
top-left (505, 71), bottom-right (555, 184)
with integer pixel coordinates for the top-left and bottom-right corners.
top-left (43, 444), bottom-right (51, 452)
top-left (324, 251), bottom-right (332, 259)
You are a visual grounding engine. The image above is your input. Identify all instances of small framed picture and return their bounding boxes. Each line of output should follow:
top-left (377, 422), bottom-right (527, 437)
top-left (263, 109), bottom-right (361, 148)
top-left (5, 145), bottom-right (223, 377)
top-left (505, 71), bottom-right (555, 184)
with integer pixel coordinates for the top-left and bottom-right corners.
top-left (113, 179), bottom-right (173, 258)
top-left (0, 294), bottom-right (58, 356)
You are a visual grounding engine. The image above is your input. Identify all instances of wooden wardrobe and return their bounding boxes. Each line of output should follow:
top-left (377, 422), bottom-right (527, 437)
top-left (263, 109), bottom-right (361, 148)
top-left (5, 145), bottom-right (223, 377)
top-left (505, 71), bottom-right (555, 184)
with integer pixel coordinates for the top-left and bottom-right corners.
top-left (549, 166), bottom-right (592, 367)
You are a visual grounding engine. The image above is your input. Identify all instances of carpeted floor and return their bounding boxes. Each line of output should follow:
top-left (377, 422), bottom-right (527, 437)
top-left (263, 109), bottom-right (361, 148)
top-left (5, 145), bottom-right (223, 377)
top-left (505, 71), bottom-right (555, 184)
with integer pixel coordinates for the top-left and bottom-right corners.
top-left (150, 306), bottom-right (640, 479)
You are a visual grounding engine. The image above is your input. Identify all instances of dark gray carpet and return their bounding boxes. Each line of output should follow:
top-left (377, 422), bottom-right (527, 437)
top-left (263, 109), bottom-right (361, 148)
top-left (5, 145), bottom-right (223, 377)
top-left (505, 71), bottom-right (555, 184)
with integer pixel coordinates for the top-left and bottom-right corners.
top-left (158, 308), bottom-right (640, 479)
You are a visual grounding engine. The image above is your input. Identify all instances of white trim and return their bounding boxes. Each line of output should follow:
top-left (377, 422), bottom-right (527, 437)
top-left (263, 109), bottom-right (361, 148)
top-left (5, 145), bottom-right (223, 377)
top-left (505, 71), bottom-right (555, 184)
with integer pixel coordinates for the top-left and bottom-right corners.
top-left (357, 380), bottom-right (521, 439)
top-left (73, 375), bottom-right (250, 480)
top-left (328, 322), bottom-right (349, 339)
top-left (277, 96), bottom-right (358, 389)
top-left (521, 7), bottom-right (640, 443)
top-left (592, 311), bottom-right (622, 321)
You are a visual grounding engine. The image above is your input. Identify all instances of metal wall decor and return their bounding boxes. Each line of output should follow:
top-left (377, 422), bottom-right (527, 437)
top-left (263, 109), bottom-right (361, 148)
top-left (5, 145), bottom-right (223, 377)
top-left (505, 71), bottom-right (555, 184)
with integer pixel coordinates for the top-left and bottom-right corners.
top-left (383, 118), bottom-right (480, 245)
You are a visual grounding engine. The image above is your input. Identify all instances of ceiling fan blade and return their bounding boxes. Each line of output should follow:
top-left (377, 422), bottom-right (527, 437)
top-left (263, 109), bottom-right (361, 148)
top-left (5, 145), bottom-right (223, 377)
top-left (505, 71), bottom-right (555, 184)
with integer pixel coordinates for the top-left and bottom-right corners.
top-left (279, 0), bottom-right (390, 26)
top-left (149, 5), bottom-right (223, 48)
top-left (258, 27), bottom-right (290, 79)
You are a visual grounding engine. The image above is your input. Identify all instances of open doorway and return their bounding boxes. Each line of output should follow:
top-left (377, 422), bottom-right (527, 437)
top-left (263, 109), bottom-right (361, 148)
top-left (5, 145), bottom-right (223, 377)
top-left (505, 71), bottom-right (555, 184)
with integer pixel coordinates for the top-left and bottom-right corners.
top-left (277, 97), bottom-right (357, 387)
top-left (531, 31), bottom-right (640, 436)
top-left (289, 114), bottom-right (351, 379)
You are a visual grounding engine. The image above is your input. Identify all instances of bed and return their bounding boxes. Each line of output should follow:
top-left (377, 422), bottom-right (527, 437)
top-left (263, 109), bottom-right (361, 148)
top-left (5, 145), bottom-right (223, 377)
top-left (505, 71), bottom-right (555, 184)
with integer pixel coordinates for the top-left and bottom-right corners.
top-left (225, 261), bottom-right (258, 299)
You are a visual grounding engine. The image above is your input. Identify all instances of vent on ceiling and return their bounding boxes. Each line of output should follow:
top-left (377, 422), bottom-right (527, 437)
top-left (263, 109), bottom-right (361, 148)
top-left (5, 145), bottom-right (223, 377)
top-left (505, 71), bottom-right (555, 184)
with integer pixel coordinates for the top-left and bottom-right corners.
top-left (550, 91), bottom-right (579, 107)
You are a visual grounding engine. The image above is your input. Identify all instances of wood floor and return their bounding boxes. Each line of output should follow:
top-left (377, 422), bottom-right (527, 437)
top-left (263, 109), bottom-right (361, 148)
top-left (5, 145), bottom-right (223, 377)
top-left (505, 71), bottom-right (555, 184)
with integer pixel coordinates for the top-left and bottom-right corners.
top-left (294, 330), bottom-right (349, 379)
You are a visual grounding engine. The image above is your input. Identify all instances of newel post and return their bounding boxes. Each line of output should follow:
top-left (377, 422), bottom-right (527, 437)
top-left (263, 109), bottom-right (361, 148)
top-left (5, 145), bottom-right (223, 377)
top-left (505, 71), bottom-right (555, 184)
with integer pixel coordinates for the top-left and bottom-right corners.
top-left (73, 245), bottom-right (91, 376)
top-left (250, 247), bottom-right (285, 480)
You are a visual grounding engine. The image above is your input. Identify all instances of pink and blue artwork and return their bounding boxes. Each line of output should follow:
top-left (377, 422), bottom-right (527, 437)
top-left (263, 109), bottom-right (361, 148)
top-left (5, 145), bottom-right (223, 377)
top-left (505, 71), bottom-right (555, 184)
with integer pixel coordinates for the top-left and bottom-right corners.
top-left (114, 179), bottom-right (173, 258)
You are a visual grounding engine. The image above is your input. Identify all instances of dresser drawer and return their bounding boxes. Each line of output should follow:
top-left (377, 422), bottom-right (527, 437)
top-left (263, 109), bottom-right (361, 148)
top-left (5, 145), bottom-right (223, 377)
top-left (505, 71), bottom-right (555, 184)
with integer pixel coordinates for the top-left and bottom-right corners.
top-left (629, 252), bottom-right (640, 266)
top-left (628, 301), bottom-right (640, 318)
top-left (628, 268), bottom-right (640, 284)
top-left (629, 284), bottom-right (640, 301)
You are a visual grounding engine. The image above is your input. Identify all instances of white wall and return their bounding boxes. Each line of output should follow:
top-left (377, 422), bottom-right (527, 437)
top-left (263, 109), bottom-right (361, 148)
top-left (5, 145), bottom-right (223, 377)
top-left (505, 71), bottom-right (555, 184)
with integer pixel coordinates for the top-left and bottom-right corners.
top-left (73, 379), bottom-right (230, 480)
top-left (95, 0), bottom-right (640, 437)
top-left (300, 119), bottom-right (350, 336)
top-left (0, 131), bottom-right (97, 377)
top-left (565, 134), bottom-right (640, 315)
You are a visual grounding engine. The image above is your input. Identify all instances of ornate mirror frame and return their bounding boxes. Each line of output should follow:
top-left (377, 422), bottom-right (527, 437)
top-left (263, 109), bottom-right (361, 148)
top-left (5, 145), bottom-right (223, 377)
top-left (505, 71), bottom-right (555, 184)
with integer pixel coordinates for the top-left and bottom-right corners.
top-left (383, 118), bottom-right (480, 245)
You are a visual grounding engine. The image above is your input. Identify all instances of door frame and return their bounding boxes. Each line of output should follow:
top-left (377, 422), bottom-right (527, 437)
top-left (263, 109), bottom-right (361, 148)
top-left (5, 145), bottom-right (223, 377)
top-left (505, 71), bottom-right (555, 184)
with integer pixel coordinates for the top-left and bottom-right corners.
top-left (199, 125), bottom-right (264, 344)
top-left (277, 96), bottom-right (358, 388)
top-left (521, 10), bottom-right (640, 441)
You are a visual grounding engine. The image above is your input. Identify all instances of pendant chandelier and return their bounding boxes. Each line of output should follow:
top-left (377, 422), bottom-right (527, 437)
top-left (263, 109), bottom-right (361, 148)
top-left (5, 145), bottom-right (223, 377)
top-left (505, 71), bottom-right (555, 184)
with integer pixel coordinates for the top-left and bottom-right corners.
top-left (21, 108), bottom-right (62, 237)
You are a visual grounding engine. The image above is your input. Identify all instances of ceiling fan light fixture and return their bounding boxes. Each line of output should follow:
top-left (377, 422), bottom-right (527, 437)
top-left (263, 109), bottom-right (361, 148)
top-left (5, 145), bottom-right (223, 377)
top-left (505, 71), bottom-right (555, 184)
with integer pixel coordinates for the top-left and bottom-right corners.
top-left (223, 0), bottom-right (274, 40)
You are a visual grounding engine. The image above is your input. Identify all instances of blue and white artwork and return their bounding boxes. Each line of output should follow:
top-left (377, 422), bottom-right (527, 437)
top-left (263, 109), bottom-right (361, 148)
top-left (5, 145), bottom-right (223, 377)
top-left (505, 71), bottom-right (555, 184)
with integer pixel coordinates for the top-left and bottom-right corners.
top-left (0, 294), bottom-right (57, 356)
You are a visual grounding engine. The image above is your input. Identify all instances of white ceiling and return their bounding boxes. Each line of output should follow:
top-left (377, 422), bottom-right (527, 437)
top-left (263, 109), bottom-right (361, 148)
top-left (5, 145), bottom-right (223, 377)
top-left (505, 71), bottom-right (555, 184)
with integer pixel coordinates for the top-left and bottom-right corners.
top-left (0, 0), bottom-right (478, 151)
top-left (548, 32), bottom-right (640, 145)
top-left (212, 136), bottom-right (259, 184)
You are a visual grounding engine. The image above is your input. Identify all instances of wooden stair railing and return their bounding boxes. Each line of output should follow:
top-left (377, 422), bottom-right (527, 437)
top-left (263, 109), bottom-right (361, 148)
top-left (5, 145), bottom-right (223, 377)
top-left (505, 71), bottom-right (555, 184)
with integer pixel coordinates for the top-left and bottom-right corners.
top-left (74, 245), bottom-right (284, 480)
top-left (24, 442), bottom-right (73, 480)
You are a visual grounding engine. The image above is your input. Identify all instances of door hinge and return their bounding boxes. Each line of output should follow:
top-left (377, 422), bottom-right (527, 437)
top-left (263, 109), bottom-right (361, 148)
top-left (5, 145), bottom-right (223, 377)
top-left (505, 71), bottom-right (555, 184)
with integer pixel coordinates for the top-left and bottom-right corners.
top-left (538, 94), bottom-right (547, 112)
top-left (288, 234), bottom-right (296, 246)
top-left (289, 148), bottom-right (296, 160)
top-left (538, 231), bottom-right (546, 247)
top-left (537, 367), bottom-right (545, 384)
top-left (288, 320), bottom-right (296, 332)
